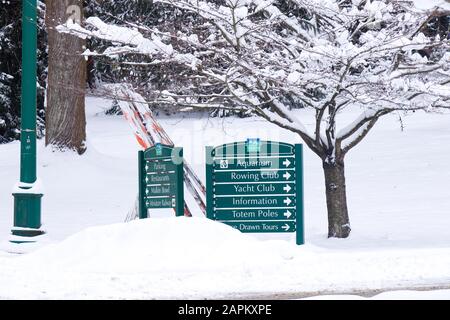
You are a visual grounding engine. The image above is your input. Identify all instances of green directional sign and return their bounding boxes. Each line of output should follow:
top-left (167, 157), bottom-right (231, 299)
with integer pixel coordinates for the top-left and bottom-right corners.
top-left (221, 221), bottom-right (296, 233)
top-left (215, 195), bottom-right (296, 209)
top-left (146, 172), bottom-right (177, 184)
top-left (206, 141), bottom-right (304, 245)
top-left (213, 157), bottom-right (294, 170)
top-left (215, 208), bottom-right (295, 221)
top-left (146, 197), bottom-right (176, 209)
top-left (213, 169), bottom-right (295, 183)
top-left (139, 144), bottom-right (184, 218)
top-left (145, 161), bottom-right (178, 173)
top-left (146, 184), bottom-right (177, 197)
top-left (214, 182), bottom-right (295, 195)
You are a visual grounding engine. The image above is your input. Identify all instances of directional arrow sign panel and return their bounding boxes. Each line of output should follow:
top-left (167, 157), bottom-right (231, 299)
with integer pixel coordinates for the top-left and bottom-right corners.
top-left (213, 170), bottom-right (295, 183)
top-left (214, 208), bottom-right (296, 221)
top-left (214, 195), bottom-right (296, 209)
top-left (220, 221), bottom-right (297, 233)
top-left (213, 157), bottom-right (294, 170)
top-left (206, 141), bottom-right (304, 245)
top-left (214, 182), bottom-right (295, 195)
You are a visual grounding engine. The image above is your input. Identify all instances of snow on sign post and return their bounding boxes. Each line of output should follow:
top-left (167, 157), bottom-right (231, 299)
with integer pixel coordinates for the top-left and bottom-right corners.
top-left (206, 140), bottom-right (304, 245)
top-left (138, 144), bottom-right (184, 218)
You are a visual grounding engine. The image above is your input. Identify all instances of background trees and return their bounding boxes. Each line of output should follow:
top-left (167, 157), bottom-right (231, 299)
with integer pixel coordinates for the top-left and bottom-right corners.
top-left (0, 1), bottom-right (46, 143)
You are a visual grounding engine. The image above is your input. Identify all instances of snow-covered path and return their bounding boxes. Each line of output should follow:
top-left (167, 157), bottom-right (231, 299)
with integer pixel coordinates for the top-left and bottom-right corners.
top-left (0, 97), bottom-right (449, 299)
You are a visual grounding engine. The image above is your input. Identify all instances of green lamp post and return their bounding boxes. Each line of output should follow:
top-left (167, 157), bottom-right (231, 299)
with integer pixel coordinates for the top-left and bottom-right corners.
top-left (11, 0), bottom-right (44, 240)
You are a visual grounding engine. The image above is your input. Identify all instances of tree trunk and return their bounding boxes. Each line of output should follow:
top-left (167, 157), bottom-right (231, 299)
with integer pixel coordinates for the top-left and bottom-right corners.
top-left (45, 0), bottom-right (86, 154)
top-left (323, 160), bottom-right (351, 238)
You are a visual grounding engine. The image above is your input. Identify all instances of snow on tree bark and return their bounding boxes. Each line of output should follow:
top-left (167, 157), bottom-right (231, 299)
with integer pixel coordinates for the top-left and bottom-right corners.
top-left (45, 0), bottom-right (86, 154)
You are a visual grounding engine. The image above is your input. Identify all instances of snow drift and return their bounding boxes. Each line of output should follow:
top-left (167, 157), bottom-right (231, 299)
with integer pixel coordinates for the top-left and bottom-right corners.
top-left (0, 217), bottom-right (449, 299)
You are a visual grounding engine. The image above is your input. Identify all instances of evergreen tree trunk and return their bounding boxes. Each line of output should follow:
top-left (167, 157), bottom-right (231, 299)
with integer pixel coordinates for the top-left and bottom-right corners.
top-left (45, 0), bottom-right (86, 154)
top-left (323, 160), bottom-right (351, 238)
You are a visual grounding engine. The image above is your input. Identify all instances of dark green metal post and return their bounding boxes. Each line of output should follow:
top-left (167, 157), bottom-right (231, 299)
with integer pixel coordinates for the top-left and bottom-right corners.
top-left (295, 144), bottom-right (304, 245)
top-left (175, 147), bottom-right (184, 217)
top-left (12, 0), bottom-right (44, 239)
top-left (138, 151), bottom-right (147, 219)
top-left (205, 147), bottom-right (214, 220)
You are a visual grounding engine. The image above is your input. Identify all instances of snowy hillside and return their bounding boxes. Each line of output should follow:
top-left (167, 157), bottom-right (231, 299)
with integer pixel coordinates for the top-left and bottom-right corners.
top-left (0, 97), bottom-right (449, 299)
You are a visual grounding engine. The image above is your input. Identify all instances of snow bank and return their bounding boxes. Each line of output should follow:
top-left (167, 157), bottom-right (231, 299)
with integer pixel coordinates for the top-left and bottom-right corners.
top-left (0, 217), bottom-right (449, 299)
top-left (20, 217), bottom-right (288, 274)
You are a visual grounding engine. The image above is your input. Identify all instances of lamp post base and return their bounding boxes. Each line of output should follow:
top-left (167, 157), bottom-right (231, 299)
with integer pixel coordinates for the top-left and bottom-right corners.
top-left (12, 192), bottom-right (44, 240)
top-left (9, 230), bottom-right (46, 244)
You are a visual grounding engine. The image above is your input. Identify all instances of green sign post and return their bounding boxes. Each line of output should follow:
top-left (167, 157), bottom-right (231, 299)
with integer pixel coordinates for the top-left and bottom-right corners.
top-left (138, 144), bottom-right (184, 218)
top-left (11, 0), bottom-right (44, 239)
top-left (206, 140), bottom-right (304, 245)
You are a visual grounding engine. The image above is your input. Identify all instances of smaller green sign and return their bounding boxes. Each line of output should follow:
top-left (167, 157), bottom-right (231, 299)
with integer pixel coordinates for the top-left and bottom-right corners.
top-left (221, 221), bottom-right (296, 233)
top-left (139, 145), bottom-right (184, 218)
top-left (146, 197), bottom-right (176, 208)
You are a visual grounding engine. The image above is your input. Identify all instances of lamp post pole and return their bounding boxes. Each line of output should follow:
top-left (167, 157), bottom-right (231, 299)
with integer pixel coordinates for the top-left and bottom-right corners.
top-left (12, 0), bottom-right (44, 240)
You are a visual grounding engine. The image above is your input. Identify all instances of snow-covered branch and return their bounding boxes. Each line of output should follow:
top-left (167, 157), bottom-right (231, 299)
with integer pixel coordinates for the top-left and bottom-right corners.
top-left (73, 0), bottom-right (450, 162)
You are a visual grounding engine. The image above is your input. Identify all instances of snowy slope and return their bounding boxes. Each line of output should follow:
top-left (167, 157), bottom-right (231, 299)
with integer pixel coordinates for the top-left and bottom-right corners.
top-left (0, 97), bottom-right (139, 242)
top-left (0, 96), bottom-right (449, 299)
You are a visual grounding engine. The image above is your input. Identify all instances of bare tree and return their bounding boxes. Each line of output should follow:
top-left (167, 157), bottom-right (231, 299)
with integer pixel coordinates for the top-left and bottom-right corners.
top-left (46, 0), bottom-right (86, 154)
top-left (60, 0), bottom-right (450, 237)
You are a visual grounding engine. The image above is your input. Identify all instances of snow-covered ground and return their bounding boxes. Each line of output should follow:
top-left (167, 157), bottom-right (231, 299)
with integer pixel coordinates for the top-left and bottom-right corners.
top-left (305, 289), bottom-right (450, 300)
top-left (0, 96), bottom-right (449, 299)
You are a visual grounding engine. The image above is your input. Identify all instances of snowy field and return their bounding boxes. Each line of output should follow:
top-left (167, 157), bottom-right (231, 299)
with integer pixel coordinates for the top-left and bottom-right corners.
top-left (0, 96), bottom-right (449, 299)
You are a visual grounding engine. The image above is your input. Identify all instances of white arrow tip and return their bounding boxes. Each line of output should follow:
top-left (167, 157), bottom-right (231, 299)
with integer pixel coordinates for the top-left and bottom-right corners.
top-left (283, 172), bottom-right (291, 180)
